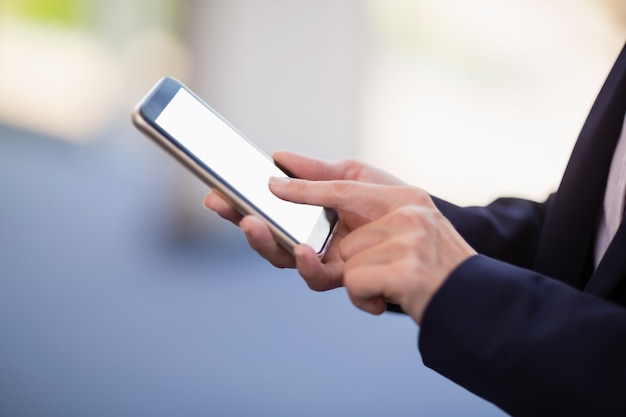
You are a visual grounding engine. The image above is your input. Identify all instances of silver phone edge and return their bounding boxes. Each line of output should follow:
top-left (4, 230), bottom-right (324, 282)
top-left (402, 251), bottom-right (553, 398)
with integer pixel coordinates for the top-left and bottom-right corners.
top-left (130, 106), bottom-right (318, 256)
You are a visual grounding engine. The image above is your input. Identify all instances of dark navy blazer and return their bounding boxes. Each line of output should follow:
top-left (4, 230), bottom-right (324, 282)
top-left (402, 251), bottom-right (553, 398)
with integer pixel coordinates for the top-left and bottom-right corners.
top-left (419, 43), bottom-right (626, 417)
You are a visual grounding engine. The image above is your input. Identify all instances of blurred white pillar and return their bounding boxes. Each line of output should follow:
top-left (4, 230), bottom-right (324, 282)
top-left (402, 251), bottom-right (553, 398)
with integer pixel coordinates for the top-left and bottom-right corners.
top-left (184, 0), bottom-right (368, 158)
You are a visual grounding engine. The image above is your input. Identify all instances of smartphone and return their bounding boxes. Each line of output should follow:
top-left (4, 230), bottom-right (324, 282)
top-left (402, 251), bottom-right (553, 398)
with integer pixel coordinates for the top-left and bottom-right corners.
top-left (132, 77), bottom-right (337, 255)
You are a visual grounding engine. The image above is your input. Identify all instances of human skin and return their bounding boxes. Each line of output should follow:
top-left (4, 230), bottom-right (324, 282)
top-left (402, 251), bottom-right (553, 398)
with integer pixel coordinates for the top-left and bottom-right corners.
top-left (204, 151), bottom-right (475, 324)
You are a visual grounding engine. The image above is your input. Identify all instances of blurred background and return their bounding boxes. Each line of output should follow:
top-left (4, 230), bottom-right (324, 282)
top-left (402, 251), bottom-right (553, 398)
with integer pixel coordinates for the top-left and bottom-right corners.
top-left (1, 1), bottom-right (625, 416)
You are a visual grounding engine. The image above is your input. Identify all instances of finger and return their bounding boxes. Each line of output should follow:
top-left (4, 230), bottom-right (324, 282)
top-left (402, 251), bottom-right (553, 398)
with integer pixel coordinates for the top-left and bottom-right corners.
top-left (358, 298), bottom-right (388, 315)
top-left (339, 205), bottom-right (430, 261)
top-left (339, 223), bottom-right (390, 262)
top-left (239, 215), bottom-right (295, 268)
top-left (343, 263), bottom-right (390, 315)
top-left (273, 151), bottom-right (354, 182)
top-left (268, 177), bottom-right (399, 220)
top-left (274, 150), bottom-right (402, 184)
top-left (293, 244), bottom-right (344, 292)
top-left (204, 191), bottom-right (242, 224)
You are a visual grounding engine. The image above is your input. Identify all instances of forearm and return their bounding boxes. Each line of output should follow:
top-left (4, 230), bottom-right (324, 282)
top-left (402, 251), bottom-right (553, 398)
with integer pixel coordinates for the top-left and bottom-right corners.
top-left (419, 255), bottom-right (626, 417)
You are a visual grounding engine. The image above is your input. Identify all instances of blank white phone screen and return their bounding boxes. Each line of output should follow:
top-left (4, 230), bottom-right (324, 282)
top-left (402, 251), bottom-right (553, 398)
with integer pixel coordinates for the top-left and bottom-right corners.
top-left (154, 87), bottom-right (323, 244)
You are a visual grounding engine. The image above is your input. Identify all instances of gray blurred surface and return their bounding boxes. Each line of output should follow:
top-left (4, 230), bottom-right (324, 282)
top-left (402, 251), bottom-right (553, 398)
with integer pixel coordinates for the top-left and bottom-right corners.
top-left (0, 126), bottom-right (506, 416)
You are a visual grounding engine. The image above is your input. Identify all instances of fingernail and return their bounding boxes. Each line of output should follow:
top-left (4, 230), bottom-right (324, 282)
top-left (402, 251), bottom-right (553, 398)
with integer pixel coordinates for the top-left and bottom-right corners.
top-left (269, 176), bottom-right (291, 186)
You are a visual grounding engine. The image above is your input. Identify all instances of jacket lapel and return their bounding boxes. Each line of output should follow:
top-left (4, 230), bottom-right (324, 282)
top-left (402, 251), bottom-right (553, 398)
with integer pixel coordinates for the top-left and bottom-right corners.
top-left (533, 43), bottom-right (626, 289)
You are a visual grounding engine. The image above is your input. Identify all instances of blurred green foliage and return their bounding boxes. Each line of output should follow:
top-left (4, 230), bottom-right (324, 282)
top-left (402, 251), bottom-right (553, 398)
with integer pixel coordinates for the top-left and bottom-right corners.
top-left (1, 0), bottom-right (184, 35)
top-left (1, 0), bottom-right (93, 27)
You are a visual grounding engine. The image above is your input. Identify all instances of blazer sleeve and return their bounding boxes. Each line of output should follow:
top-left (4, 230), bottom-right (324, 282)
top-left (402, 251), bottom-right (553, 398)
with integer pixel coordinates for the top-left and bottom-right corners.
top-left (432, 195), bottom-right (551, 269)
top-left (419, 254), bottom-right (626, 417)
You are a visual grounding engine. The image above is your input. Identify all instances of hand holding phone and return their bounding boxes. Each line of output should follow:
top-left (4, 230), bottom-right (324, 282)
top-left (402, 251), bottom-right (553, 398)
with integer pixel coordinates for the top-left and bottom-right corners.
top-left (132, 77), bottom-right (337, 255)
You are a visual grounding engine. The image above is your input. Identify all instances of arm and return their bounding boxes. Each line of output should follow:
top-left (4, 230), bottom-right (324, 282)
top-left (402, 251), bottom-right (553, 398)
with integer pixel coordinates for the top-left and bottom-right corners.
top-left (419, 255), bottom-right (626, 417)
top-left (433, 195), bottom-right (552, 269)
top-left (270, 175), bottom-right (626, 415)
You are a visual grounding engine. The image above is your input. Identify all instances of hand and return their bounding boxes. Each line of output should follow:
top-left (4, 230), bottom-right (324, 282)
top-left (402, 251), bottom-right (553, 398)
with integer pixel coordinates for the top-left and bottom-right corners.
top-left (204, 151), bottom-right (406, 291)
top-left (268, 178), bottom-right (476, 324)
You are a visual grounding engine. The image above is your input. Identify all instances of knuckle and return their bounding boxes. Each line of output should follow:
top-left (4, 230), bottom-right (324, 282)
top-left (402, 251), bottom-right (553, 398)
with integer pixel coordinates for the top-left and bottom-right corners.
top-left (291, 179), bottom-right (310, 194)
top-left (388, 232), bottom-right (421, 255)
top-left (326, 180), bottom-right (355, 203)
top-left (392, 205), bottom-right (423, 226)
top-left (331, 180), bottom-right (353, 195)
top-left (341, 159), bottom-right (366, 180)
top-left (404, 187), bottom-right (430, 204)
top-left (391, 203), bottom-right (442, 230)
top-left (395, 204), bottom-right (419, 218)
